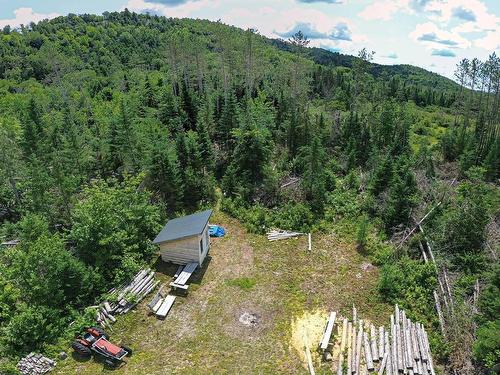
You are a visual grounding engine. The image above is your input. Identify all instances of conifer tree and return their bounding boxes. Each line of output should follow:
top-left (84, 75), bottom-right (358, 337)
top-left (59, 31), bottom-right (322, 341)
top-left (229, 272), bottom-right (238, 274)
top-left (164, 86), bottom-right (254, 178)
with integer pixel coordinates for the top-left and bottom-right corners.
top-left (21, 98), bottom-right (44, 158)
top-left (300, 134), bottom-right (327, 213)
top-left (195, 101), bottom-right (216, 172)
top-left (158, 86), bottom-right (186, 134)
top-left (181, 80), bottom-right (197, 130)
top-left (218, 90), bottom-right (239, 150)
top-left (149, 136), bottom-right (183, 213)
top-left (382, 159), bottom-right (418, 233)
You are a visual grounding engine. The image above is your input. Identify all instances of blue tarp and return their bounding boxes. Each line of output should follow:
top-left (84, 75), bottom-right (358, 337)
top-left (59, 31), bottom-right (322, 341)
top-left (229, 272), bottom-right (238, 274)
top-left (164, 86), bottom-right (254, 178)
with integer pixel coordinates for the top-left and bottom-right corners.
top-left (209, 225), bottom-right (225, 237)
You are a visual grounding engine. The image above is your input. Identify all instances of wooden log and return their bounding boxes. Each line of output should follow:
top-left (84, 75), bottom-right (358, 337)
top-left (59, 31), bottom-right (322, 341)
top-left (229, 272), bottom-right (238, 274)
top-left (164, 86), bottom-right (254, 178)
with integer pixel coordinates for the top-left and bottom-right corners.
top-left (101, 307), bottom-right (116, 323)
top-left (418, 241), bottom-right (428, 263)
top-left (378, 326), bottom-right (385, 360)
top-left (103, 302), bottom-right (112, 314)
top-left (396, 319), bottom-right (404, 372)
top-left (355, 320), bottom-right (363, 374)
top-left (390, 315), bottom-right (398, 375)
top-left (370, 324), bottom-right (378, 361)
top-left (363, 331), bottom-right (374, 371)
top-left (433, 290), bottom-right (446, 337)
top-left (129, 271), bottom-right (154, 296)
top-left (118, 269), bottom-right (148, 300)
top-left (397, 203), bottom-right (441, 248)
top-left (410, 323), bottom-right (419, 361)
top-left (442, 268), bottom-right (454, 313)
top-left (385, 331), bottom-right (395, 375)
top-left (416, 323), bottom-right (428, 362)
top-left (347, 322), bottom-right (353, 375)
top-left (337, 318), bottom-right (348, 375)
top-left (378, 352), bottom-right (388, 374)
top-left (401, 310), bottom-right (409, 369)
top-left (405, 322), bottom-right (414, 368)
top-left (351, 320), bottom-right (357, 373)
top-left (422, 329), bottom-right (436, 375)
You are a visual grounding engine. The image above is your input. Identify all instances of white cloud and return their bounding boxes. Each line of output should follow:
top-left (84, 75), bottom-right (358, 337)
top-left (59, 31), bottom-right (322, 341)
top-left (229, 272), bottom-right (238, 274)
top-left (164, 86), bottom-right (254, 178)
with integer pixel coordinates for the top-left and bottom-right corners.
top-left (0, 7), bottom-right (59, 28)
top-left (475, 30), bottom-right (500, 50)
top-left (224, 6), bottom-right (367, 46)
top-left (358, 0), bottom-right (411, 21)
top-left (410, 22), bottom-right (471, 49)
top-left (125, 0), bottom-right (219, 18)
top-left (425, 0), bottom-right (498, 27)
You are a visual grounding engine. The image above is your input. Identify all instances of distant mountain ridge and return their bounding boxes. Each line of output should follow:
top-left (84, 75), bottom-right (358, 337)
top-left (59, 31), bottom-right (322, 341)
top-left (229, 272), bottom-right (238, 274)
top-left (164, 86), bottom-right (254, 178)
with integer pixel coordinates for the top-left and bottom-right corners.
top-left (269, 38), bottom-right (461, 92)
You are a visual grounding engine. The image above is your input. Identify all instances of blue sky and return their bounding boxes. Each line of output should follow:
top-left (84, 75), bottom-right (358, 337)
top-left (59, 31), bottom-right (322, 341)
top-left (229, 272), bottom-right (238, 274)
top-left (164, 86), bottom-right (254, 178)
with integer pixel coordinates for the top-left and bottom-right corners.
top-left (0, 0), bottom-right (498, 78)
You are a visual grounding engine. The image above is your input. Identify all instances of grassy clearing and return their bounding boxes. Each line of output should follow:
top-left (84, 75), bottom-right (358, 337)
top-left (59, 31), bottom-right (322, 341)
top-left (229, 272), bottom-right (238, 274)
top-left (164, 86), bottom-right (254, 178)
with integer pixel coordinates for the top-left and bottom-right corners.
top-left (54, 212), bottom-right (392, 374)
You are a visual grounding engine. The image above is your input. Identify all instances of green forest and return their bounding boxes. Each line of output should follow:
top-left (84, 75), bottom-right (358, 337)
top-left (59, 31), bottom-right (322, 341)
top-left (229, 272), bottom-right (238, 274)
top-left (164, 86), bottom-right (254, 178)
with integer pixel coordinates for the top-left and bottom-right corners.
top-left (0, 10), bottom-right (498, 374)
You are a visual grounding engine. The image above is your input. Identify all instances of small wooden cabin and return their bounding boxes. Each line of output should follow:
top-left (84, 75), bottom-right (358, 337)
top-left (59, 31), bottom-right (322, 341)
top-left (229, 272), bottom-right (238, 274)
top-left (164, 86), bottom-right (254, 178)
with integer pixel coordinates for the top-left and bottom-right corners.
top-left (152, 209), bottom-right (212, 266)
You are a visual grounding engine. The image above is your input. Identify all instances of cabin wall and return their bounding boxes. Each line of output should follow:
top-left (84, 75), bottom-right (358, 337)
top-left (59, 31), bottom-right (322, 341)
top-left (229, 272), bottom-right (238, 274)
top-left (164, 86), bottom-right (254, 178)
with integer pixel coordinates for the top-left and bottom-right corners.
top-left (199, 225), bottom-right (210, 264)
top-left (160, 235), bottom-right (200, 265)
top-left (159, 224), bottom-right (211, 266)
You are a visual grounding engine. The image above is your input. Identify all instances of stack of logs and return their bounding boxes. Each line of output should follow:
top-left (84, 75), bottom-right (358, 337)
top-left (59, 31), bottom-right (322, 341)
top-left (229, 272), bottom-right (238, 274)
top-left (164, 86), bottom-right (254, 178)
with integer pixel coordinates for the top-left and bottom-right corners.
top-left (323, 305), bottom-right (436, 375)
top-left (17, 353), bottom-right (56, 375)
top-left (96, 268), bottom-right (159, 329)
top-left (267, 229), bottom-right (305, 241)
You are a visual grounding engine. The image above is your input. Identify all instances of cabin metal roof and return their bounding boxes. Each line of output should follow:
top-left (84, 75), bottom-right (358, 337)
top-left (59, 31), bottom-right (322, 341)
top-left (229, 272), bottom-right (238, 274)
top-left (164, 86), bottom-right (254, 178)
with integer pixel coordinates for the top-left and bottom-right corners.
top-left (152, 209), bottom-right (213, 244)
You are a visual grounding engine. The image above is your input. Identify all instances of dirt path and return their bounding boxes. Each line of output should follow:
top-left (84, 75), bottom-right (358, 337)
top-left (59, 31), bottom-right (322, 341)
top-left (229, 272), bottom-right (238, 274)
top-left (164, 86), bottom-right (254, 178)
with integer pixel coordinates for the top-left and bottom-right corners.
top-left (55, 212), bottom-right (391, 374)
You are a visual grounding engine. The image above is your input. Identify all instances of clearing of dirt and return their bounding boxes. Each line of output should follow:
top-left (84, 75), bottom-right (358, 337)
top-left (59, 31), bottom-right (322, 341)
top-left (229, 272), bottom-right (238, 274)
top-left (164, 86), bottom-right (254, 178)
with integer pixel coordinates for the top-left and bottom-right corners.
top-left (54, 212), bottom-right (392, 375)
top-left (290, 310), bottom-right (327, 365)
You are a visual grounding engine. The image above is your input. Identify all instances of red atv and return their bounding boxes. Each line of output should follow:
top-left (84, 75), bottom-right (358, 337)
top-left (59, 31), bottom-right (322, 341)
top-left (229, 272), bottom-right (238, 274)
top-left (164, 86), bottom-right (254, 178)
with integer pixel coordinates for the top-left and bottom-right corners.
top-left (72, 327), bottom-right (132, 367)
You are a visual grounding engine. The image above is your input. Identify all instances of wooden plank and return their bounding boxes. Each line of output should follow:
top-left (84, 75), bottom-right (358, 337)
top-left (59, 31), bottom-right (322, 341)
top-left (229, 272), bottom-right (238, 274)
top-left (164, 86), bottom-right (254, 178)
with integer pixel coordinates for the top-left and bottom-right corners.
top-left (174, 265), bottom-right (184, 278)
top-left (152, 297), bottom-right (163, 313)
top-left (308, 233), bottom-right (312, 251)
top-left (169, 282), bottom-right (189, 290)
top-left (156, 295), bottom-right (176, 318)
top-left (320, 312), bottom-right (336, 351)
top-left (174, 262), bottom-right (198, 285)
top-left (148, 292), bottom-right (162, 311)
top-left (305, 343), bottom-right (316, 375)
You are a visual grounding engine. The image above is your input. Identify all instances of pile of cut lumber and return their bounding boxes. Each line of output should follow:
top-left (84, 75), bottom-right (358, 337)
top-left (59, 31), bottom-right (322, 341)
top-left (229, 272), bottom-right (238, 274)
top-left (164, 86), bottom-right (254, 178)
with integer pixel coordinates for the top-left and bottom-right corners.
top-left (267, 229), bottom-right (304, 241)
top-left (148, 288), bottom-right (176, 319)
top-left (319, 305), bottom-right (436, 375)
top-left (17, 353), bottom-right (56, 375)
top-left (97, 268), bottom-right (159, 328)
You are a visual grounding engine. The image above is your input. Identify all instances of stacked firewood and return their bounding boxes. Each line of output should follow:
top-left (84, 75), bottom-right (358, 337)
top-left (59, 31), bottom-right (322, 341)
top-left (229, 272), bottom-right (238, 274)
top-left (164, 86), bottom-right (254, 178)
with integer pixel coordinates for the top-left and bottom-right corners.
top-left (17, 353), bottom-right (56, 375)
top-left (320, 305), bottom-right (436, 375)
top-left (96, 268), bottom-right (159, 328)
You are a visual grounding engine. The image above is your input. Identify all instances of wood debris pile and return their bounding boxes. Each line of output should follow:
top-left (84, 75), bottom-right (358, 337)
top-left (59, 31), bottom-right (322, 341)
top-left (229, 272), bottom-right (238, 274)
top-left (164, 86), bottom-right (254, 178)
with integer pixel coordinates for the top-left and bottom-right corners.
top-left (267, 229), bottom-right (305, 241)
top-left (318, 305), bottom-right (436, 375)
top-left (17, 353), bottom-right (56, 375)
top-left (97, 268), bottom-right (159, 328)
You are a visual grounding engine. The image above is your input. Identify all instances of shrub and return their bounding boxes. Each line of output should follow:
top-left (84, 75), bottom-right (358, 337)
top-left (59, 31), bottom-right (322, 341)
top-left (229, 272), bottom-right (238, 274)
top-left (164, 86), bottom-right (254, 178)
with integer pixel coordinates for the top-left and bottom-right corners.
top-left (474, 320), bottom-right (500, 369)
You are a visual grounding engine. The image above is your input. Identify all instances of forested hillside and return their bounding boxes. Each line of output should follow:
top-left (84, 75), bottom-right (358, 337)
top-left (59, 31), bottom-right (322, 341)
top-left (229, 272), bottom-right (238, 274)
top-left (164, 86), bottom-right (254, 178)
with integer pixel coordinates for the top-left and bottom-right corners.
top-left (0, 10), bottom-right (498, 374)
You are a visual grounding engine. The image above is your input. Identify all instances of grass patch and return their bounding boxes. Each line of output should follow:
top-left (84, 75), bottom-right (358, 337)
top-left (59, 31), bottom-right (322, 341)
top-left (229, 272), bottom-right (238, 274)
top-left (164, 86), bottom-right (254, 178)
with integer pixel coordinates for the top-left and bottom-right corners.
top-left (226, 277), bottom-right (256, 290)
